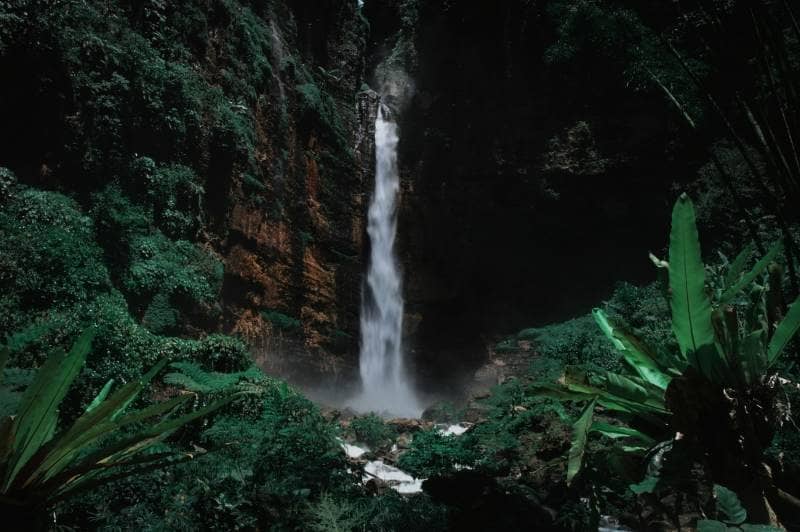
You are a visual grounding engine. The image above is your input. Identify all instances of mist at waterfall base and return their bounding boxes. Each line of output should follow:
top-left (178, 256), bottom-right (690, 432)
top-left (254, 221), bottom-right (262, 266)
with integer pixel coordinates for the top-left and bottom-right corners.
top-left (346, 103), bottom-right (422, 418)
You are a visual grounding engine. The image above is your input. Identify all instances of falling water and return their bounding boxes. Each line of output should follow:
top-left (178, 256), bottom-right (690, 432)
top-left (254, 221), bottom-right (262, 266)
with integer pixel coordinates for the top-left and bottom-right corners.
top-left (350, 103), bottom-right (420, 418)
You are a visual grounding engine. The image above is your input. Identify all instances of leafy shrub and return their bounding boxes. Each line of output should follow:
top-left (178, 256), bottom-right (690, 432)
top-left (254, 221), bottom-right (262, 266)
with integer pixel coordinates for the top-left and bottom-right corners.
top-left (470, 379), bottom-right (571, 473)
top-left (129, 159), bottom-right (204, 239)
top-left (350, 413), bottom-right (393, 448)
top-left (398, 430), bottom-right (479, 478)
top-left (0, 186), bottom-right (110, 333)
top-left (60, 368), bottom-right (357, 530)
top-left (140, 290), bottom-right (178, 334)
top-left (253, 386), bottom-right (347, 499)
top-left (521, 315), bottom-right (623, 373)
top-left (125, 232), bottom-right (221, 302)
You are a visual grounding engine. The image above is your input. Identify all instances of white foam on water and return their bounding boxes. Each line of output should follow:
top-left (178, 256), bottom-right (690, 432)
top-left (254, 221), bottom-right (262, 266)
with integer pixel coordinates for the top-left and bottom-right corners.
top-left (438, 423), bottom-right (471, 436)
top-left (340, 441), bottom-right (369, 459)
top-left (363, 459), bottom-right (425, 494)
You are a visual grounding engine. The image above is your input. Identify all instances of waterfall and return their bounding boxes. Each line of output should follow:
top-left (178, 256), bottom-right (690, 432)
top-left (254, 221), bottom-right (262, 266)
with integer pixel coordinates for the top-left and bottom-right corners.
top-left (350, 103), bottom-right (420, 418)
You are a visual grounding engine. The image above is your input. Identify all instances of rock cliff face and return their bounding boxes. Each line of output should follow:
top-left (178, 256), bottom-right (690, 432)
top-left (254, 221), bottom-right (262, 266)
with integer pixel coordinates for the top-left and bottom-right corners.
top-left (361, 0), bottom-right (701, 391)
top-left (221, 1), bottom-right (373, 385)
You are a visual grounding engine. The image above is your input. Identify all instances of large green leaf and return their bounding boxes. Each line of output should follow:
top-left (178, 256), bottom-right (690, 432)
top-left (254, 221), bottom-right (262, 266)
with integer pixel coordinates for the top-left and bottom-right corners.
top-left (719, 241), bottom-right (782, 305)
top-left (24, 361), bottom-right (184, 487)
top-left (604, 372), bottom-right (648, 404)
top-left (26, 394), bottom-right (191, 487)
top-left (669, 194), bottom-right (724, 380)
top-left (561, 368), bottom-right (667, 416)
top-left (593, 309), bottom-right (671, 390)
top-left (714, 484), bottom-right (747, 525)
top-left (43, 393), bottom-right (238, 494)
top-left (767, 295), bottom-right (800, 367)
top-left (724, 242), bottom-right (755, 288)
top-left (590, 422), bottom-right (656, 447)
top-left (85, 379), bottom-right (115, 414)
top-left (3, 329), bottom-right (94, 490)
top-left (567, 398), bottom-right (596, 485)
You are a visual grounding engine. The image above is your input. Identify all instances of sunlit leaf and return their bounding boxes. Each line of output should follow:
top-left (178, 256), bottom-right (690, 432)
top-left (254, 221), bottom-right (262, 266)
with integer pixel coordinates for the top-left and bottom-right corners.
top-left (669, 194), bottom-right (726, 381)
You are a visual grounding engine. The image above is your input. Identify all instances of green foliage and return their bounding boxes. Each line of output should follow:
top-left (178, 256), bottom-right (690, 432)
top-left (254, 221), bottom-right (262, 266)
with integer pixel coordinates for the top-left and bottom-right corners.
top-left (253, 385), bottom-right (347, 500)
top-left (131, 159), bottom-right (204, 239)
top-left (502, 314), bottom-right (623, 375)
top-left (593, 308), bottom-right (673, 390)
top-left (89, 181), bottom-right (222, 326)
top-left (60, 372), bottom-right (358, 531)
top-left (295, 81), bottom-right (350, 150)
top-left (469, 379), bottom-right (572, 474)
top-left (397, 429), bottom-right (478, 478)
top-left (350, 413), bottom-right (393, 448)
top-left (141, 291), bottom-right (178, 334)
top-left (669, 194), bottom-right (727, 382)
top-left (567, 398), bottom-right (595, 485)
top-left (3, 289), bottom-right (249, 411)
top-left (0, 331), bottom-right (235, 524)
top-left (261, 309), bottom-right (302, 331)
top-left (532, 194), bottom-right (800, 521)
top-left (697, 485), bottom-right (783, 531)
top-left (0, 2), bottom-right (377, 528)
top-left (718, 242), bottom-right (782, 306)
top-left (0, 166), bottom-right (16, 199)
top-left (544, 0), bottom-right (706, 123)
top-left (714, 484), bottom-right (748, 526)
top-left (164, 362), bottom-right (268, 403)
top-left (242, 172), bottom-right (267, 194)
top-left (188, 334), bottom-right (251, 372)
top-left (0, 187), bottom-right (110, 333)
top-left (494, 337), bottom-right (519, 354)
top-left (124, 231), bottom-right (222, 304)
top-left (306, 492), bottom-right (366, 532)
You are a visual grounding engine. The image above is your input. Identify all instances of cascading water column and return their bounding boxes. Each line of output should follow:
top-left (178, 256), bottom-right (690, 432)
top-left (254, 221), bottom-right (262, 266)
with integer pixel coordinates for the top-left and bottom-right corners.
top-left (350, 102), bottom-right (420, 417)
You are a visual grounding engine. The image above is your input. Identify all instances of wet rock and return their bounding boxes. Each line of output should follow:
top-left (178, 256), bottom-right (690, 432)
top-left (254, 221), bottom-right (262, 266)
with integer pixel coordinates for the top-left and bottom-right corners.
top-left (395, 433), bottom-right (412, 449)
top-left (386, 417), bottom-right (431, 433)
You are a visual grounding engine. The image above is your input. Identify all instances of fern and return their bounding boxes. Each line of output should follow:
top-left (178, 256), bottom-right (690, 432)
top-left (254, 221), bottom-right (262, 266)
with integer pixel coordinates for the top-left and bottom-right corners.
top-left (164, 362), bottom-right (271, 395)
top-left (307, 492), bottom-right (366, 532)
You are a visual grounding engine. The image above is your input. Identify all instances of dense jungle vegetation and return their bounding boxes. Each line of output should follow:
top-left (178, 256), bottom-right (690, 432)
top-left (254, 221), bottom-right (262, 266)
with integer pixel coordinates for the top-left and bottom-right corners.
top-left (2, 0), bottom-right (800, 530)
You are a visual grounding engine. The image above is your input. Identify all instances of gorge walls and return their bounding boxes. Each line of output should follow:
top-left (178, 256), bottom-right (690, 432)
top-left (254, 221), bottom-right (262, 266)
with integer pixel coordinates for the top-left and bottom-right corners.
top-left (0, 0), bottom-right (709, 396)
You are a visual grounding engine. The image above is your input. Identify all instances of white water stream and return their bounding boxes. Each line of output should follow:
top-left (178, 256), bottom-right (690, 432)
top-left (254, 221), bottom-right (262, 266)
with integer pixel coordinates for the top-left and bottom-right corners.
top-left (349, 103), bottom-right (420, 418)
